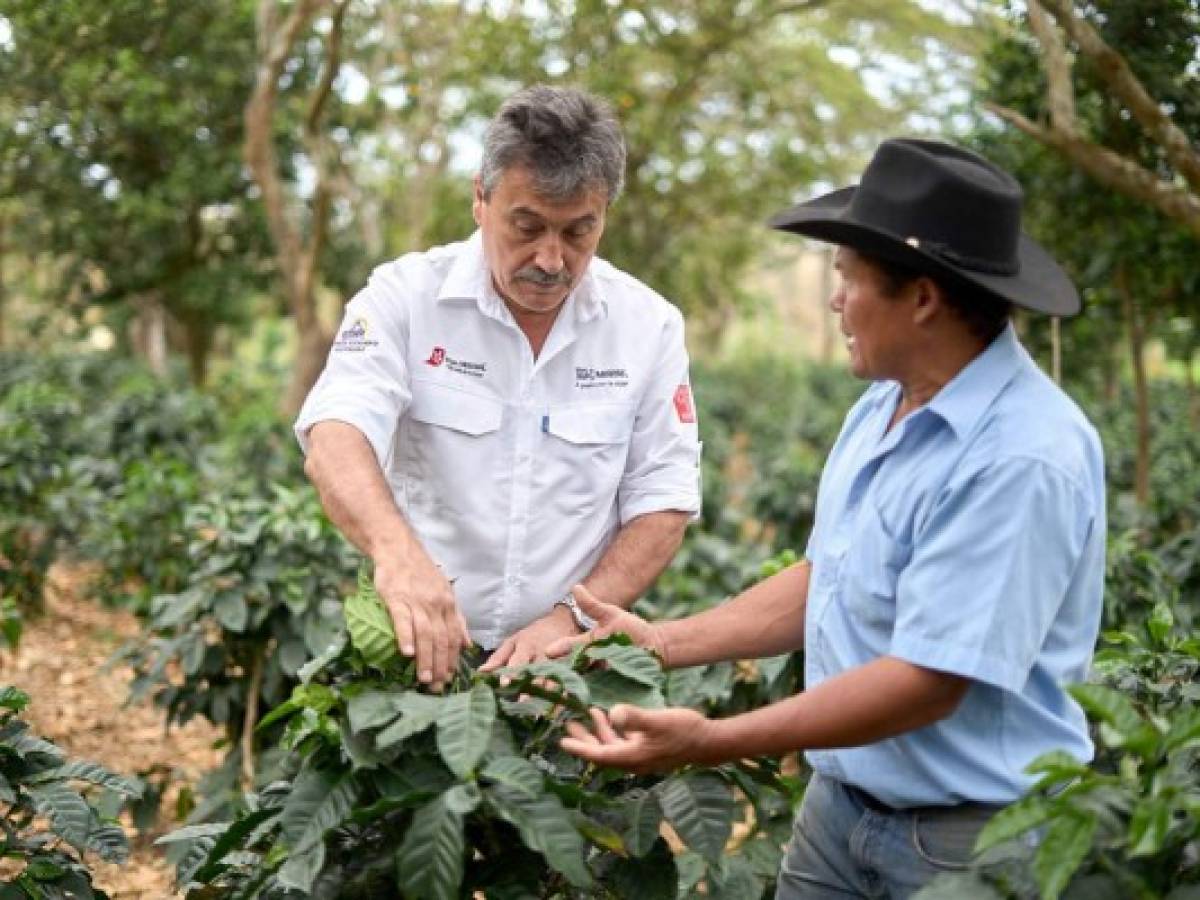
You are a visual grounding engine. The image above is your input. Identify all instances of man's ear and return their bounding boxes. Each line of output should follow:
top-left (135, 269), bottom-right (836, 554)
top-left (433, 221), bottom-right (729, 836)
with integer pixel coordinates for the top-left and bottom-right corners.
top-left (911, 276), bottom-right (944, 326)
top-left (472, 174), bottom-right (485, 226)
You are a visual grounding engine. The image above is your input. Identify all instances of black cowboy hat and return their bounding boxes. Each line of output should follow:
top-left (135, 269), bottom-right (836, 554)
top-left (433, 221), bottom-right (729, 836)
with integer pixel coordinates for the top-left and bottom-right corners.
top-left (768, 138), bottom-right (1079, 316)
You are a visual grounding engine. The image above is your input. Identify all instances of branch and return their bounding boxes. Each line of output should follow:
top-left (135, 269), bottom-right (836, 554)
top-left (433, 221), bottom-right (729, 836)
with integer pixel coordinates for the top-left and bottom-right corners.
top-left (240, 647), bottom-right (267, 791)
top-left (1026, 0), bottom-right (1075, 132)
top-left (985, 102), bottom-right (1200, 240)
top-left (244, 0), bottom-right (327, 294)
top-left (1037, 0), bottom-right (1200, 193)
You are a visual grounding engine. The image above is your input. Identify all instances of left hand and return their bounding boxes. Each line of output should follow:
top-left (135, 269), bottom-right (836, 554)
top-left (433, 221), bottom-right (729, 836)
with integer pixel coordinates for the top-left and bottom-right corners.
top-left (480, 605), bottom-right (580, 673)
top-left (560, 704), bottom-right (713, 774)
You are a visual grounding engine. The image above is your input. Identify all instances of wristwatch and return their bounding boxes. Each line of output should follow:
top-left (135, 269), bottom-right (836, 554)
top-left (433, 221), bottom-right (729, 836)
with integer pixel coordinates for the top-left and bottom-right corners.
top-left (554, 591), bottom-right (596, 632)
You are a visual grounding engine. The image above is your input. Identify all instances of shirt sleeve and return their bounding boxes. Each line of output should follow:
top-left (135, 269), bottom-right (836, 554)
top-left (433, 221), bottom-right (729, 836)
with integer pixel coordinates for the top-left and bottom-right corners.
top-left (617, 306), bottom-right (702, 524)
top-left (889, 456), bottom-right (1098, 693)
top-left (293, 270), bottom-right (413, 470)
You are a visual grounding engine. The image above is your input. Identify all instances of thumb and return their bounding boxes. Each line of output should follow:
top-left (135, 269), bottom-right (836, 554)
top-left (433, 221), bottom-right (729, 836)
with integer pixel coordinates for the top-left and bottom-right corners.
top-left (572, 584), bottom-right (619, 622)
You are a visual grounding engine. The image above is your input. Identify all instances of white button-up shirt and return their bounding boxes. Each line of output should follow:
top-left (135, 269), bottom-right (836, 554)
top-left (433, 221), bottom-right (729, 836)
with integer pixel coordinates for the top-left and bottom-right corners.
top-left (295, 232), bottom-right (701, 648)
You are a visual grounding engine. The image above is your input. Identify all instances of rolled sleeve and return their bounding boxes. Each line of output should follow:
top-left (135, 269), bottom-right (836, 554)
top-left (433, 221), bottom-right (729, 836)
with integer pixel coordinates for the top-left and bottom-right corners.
top-left (617, 308), bottom-right (702, 524)
top-left (890, 456), bottom-right (1096, 693)
top-left (293, 278), bottom-right (412, 470)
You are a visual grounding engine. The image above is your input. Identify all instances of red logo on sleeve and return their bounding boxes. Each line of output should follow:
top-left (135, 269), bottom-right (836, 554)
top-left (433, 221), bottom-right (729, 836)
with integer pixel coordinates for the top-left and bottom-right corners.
top-left (673, 384), bottom-right (696, 423)
top-left (425, 346), bottom-right (446, 366)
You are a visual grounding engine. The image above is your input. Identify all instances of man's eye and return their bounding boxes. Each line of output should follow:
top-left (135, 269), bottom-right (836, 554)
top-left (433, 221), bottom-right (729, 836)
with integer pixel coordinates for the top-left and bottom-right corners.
top-left (514, 221), bottom-right (541, 236)
top-left (567, 223), bottom-right (595, 238)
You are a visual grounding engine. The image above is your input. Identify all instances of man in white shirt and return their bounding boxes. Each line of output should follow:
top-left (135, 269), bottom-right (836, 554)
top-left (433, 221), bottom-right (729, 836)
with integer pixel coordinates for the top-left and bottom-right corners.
top-left (295, 85), bottom-right (702, 691)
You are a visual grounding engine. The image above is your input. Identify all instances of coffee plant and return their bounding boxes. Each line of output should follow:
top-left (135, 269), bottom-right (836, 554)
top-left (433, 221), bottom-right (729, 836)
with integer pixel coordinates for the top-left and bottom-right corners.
top-left (162, 572), bottom-right (799, 899)
top-left (0, 686), bottom-right (142, 899)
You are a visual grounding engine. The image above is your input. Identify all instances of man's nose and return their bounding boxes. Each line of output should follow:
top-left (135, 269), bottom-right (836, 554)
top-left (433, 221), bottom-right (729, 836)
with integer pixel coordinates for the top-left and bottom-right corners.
top-left (534, 233), bottom-right (565, 273)
top-left (829, 285), bottom-right (844, 313)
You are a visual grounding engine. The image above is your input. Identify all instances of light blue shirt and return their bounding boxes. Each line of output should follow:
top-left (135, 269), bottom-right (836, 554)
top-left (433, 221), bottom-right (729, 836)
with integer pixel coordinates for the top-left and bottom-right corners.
top-left (804, 324), bottom-right (1105, 808)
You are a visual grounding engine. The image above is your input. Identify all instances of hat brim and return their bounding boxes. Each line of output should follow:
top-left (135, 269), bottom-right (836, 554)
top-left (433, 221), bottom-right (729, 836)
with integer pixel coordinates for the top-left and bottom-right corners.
top-left (768, 186), bottom-right (1080, 317)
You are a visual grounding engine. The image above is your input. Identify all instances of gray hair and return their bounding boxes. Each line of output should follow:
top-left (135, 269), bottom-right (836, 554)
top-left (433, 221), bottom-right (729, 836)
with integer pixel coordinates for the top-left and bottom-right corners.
top-left (480, 85), bottom-right (626, 205)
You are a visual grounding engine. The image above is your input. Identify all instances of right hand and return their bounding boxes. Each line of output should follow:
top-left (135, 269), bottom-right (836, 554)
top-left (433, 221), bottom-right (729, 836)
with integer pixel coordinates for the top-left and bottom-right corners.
top-left (544, 585), bottom-right (668, 664)
top-left (374, 557), bottom-right (471, 691)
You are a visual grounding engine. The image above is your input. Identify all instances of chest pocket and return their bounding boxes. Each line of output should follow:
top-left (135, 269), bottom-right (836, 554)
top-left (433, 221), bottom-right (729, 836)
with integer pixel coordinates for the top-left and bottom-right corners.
top-left (408, 381), bottom-right (503, 435)
top-left (541, 404), bottom-right (635, 516)
top-left (842, 504), bottom-right (912, 629)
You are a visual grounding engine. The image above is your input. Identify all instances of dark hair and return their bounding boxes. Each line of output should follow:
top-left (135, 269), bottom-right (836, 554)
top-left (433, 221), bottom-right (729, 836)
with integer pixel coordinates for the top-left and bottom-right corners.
top-left (864, 253), bottom-right (1012, 343)
top-left (481, 85), bottom-right (626, 204)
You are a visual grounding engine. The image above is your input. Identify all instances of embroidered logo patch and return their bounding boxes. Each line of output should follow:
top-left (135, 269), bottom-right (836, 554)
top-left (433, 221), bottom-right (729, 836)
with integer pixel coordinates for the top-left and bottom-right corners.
top-left (425, 346), bottom-right (486, 378)
top-left (426, 346), bottom-right (446, 366)
top-left (673, 384), bottom-right (696, 423)
top-left (332, 317), bottom-right (378, 352)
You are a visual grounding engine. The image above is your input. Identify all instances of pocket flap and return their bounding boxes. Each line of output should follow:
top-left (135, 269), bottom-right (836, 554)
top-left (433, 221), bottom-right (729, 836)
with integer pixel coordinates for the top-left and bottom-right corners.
top-left (408, 382), bottom-right (503, 436)
top-left (545, 405), bottom-right (634, 445)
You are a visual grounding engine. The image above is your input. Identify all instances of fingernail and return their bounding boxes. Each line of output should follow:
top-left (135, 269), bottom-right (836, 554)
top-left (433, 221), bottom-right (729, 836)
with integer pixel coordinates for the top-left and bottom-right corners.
top-left (420, 670), bottom-right (432, 682)
top-left (403, 645), bottom-right (415, 656)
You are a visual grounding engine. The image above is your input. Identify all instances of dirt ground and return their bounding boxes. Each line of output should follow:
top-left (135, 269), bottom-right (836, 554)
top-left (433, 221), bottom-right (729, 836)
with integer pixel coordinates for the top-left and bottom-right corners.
top-left (2, 565), bottom-right (224, 899)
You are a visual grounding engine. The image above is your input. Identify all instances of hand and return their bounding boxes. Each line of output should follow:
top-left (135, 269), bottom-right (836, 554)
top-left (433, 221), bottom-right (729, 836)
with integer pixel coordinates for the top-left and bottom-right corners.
top-left (374, 557), bottom-right (471, 691)
top-left (560, 704), bottom-right (713, 774)
top-left (479, 605), bottom-right (580, 673)
top-left (543, 585), bottom-right (667, 663)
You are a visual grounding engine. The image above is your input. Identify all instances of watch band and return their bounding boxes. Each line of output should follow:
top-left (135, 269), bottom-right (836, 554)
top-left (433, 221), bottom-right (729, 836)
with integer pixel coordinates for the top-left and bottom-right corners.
top-left (554, 591), bottom-right (596, 632)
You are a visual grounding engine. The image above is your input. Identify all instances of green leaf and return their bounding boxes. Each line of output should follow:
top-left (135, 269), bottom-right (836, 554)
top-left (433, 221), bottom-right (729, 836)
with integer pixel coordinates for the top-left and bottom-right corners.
top-left (486, 786), bottom-right (592, 888)
top-left (974, 797), bottom-right (1053, 853)
top-left (155, 822), bottom-right (232, 845)
top-left (480, 756), bottom-right (543, 799)
top-left (86, 822), bottom-right (132, 864)
top-left (192, 807), bottom-right (281, 883)
top-left (279, 767), bottom-right (359, 855)
top-left (1163, 706), bottom-right (1200, 752)
top-left (27, 760), bottom-right (143, 797)
top-left (1128, 797), bottom-right (1171, 857)
top-left (298, 631), bottom-right (348, 683)
top-left (24, 858), bottom-right (66, 881)
top-left (27, 782), bottom-right (91, 849)
top-left (585, 669), bottom-right (665, 709)
top-left (346, 690), bottom-right (407, 732)
top-left (1146, 601), bottom-right (1174, 645)
top-left (622, 788), bottom-right (663, 857)
top-left (1032, 811), bottom-right (1095, 900)
top-left (0, 686), bottom-right (30, 712)
top-left (1069, 684), bottom-right (1159, 754)
top-left (213, 591), bottom-right (249, 632)
top-left (345, 574), bottom-right (398, 668)
top-left (277, 843), bottom-right (325, 893)
top-left (609, 838), bottom-right (677, 900)
top-left (436, 684), bottom-right (496, 778)
top-left (583, 644), bottom-right (664, 687)
top-left (515, 660), bottom-right (590, 704)
top-left (655, 773), bottom-right (733, 863)
top-left (374, 693), bottom-right (444, 748)
top-left (395, 793), bottom-right (466, 900)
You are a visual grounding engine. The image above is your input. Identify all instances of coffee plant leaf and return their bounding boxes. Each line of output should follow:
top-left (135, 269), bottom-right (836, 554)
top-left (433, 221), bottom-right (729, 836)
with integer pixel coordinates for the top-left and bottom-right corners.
top-left (395, 792), bottom-right (467, 900)
top-left (346, 689), bottom-right (407, 732)
top-left (26, 760), bottom-right (143, 798)
top-left (374, 693), bottom-right (445, 749)
top-left (277, 842), bottom-right (326, 893)
top-left (655, 773), bottom-right (734, 863)
top-left (974, 796), bottom-right (1054, 853)
top-left (436, 683), bottom-right (496, 778)
top-left (1128, 797), bottom-right (1172, 857)
top-left (486, 785), bottom-right (592, 888)
top-left (345, 571), bottom-right (399, 669)
top-left (279, 766), bottom-right (360, 855)
top-left (622, 788), bottom-right (663, 857)
top-left (85, 822), bottom-right (131, 865)
top-left (583, 643), bottom-right (664, 687)
top-left (608, 837), bottom-right (677, 900)
top-left (27, 782), bottom-right (91, 850)
top-left (585, 668), bottom-right (666, 710)
top-left (1032, 810), bottom-right (1096, 900)
top-left (192, 807), bottom-right (281, 883)
top-left (480, 756), bottom-right (543, 800)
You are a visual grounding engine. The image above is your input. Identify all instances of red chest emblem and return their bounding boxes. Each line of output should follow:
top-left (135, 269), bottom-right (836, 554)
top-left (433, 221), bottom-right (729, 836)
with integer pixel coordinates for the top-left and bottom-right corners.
top-left (673, 384), bottom-right (696, 423)
top-left (426, 346), bottom-right (446, 366)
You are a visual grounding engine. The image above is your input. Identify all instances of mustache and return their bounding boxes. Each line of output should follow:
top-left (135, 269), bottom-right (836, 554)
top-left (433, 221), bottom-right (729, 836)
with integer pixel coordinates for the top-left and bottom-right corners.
top-left (515, 266), bottom-right (572, 287)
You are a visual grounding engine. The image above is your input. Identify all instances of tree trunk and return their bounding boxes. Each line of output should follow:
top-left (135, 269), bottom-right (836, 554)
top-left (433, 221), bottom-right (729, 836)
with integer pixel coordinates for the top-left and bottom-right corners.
top-left (244, 0), bottom-right (344, 415)
top-left (1116, 266), bottom-right (1151, 507)
top-left (181, 315), bottom-right (213, 387)
top-left (131, 293), bottom-right (170, 377)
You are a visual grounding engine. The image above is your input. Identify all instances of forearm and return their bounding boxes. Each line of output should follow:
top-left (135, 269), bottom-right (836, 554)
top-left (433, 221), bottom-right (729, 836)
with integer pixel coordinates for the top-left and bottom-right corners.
top-left (657, 560), bottom-right (809, 669)
top-left (579, 510), bottom-right (689, 609)
top-left (694, 656), bottom-right (968, 765)
top-left (304, 420), bottom-right (426, 564)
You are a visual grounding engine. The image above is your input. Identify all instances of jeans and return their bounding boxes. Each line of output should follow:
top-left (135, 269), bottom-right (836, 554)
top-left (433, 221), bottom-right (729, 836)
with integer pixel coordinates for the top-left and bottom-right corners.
top-left (774, 773), bottom-right (1005, 899)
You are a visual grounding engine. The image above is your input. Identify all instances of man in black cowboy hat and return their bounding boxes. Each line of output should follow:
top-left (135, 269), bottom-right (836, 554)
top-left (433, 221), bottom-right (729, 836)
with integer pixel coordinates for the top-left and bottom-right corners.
top-left (551, 138), bottom-right (1106, 897)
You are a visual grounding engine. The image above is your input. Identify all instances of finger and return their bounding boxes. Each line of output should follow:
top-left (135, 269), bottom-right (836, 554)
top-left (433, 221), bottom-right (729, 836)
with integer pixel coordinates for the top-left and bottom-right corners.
top-left (440, 606), bottom-right (462, 678)
top-left (457, 612), bottom-right (472, 647)
top-left (589, 707), bottom-right (620, 743)
top-left (430, 615), bottom-right (451, 688)
top-left (564, 720), bottom-right (596, 743)
top-left (410, 608), bottom-right (435, 683)
top-left (388, 602), bottom-right (416, 658)
top-left (609, 703), bottom-right (642, 733)
top-left (544, 633), bottom-right (589, 659)
top-left (479, 638), bottom-right (515, 673)
top-left (506, 641), bottom-right (536, 670)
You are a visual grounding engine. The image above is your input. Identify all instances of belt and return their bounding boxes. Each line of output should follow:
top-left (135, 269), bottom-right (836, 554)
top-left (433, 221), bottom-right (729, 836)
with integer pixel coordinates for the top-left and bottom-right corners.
top-left (843, 781), bottom-right (1005, 817)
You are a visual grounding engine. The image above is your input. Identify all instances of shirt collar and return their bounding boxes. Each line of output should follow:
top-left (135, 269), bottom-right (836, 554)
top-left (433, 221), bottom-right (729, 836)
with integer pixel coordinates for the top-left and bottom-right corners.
top-left (436, 229), bottom-right (608, 323)
top-left (924, 322), bottom-right (1024, 439)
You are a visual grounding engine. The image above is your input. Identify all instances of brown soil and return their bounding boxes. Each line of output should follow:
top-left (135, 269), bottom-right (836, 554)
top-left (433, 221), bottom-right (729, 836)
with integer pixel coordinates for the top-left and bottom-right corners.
top-left (2, 565), bottom-right (224, 899)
